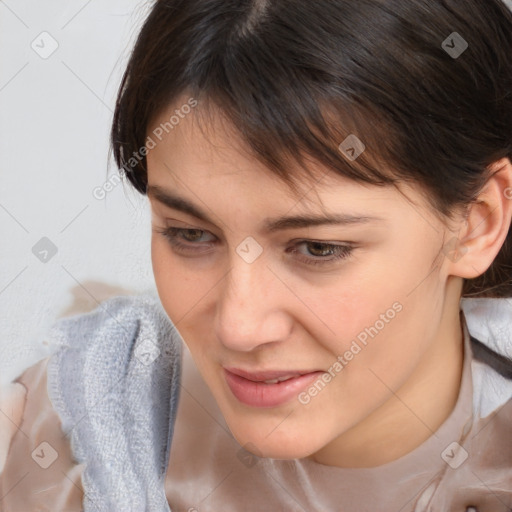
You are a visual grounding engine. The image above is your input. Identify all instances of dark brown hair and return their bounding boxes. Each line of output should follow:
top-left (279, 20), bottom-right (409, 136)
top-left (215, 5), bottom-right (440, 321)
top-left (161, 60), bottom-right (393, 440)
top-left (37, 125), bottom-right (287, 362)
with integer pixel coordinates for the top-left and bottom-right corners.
top-left (110, 0), bottom-right (512, 298)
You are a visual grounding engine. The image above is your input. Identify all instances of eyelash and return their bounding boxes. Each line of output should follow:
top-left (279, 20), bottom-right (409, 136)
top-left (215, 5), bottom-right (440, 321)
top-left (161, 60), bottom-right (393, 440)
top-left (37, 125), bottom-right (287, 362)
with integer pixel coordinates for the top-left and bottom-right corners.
top-left (153, 226), bottom-right (354, 267)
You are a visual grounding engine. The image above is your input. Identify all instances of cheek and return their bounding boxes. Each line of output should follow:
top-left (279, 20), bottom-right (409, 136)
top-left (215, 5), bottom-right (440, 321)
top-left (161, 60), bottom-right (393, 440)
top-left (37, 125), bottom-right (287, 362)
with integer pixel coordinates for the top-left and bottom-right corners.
top-left (305, 245), bottom-right (437, 376)
top-left (151, 237), bottom-right (195, 324)
top-left (302, 267), bottom-right (398, 352)
top-left (150, 236), bottom-right (219, 339)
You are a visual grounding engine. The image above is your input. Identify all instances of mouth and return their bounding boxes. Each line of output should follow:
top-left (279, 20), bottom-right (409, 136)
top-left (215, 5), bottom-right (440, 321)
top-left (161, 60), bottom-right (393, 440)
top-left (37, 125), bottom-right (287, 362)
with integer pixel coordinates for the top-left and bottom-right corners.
top-left (224, 367), bottom-right (320, 383)
top-left (223, 367), bottom-right (325, 408)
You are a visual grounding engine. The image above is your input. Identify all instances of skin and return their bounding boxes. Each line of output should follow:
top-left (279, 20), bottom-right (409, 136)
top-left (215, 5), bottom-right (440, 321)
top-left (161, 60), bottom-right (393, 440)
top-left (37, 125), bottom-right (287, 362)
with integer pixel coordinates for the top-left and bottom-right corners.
top-left (146, 94), bottom-right (512, 468)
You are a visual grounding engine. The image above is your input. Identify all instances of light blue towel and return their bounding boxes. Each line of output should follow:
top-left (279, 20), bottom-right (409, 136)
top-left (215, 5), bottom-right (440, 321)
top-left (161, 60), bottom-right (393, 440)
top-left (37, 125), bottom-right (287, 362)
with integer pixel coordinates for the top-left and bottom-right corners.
top-left (46, 293), bottom-right (183, 512)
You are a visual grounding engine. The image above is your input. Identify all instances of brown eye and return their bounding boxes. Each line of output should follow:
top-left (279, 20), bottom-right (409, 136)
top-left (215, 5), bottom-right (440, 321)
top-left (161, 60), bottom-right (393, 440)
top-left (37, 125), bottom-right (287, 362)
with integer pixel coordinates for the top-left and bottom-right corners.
top-left (305, 242), bottom-right (337, 257)
top-left (153, 226), bottom-right (217, 254)
top-left (181, 229), bottom-right (207, 242)
top-left (287, 240), bottom-right (354, 267)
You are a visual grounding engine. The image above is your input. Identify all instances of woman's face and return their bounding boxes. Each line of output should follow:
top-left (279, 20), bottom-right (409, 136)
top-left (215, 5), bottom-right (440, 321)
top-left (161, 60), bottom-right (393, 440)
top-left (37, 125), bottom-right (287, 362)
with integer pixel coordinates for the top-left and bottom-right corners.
top-left (146, 98), bottom-right (462, 464)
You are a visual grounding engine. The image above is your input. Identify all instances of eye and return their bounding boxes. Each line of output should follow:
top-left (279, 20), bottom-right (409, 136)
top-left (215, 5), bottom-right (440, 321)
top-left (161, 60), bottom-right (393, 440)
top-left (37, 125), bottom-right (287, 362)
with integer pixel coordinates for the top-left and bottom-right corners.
top-left (153, 226), bottom-right (217, 254)
top-left (286, 240), bottom-right (354, 266)
top-left (154, 226), bottom-right (354, 267)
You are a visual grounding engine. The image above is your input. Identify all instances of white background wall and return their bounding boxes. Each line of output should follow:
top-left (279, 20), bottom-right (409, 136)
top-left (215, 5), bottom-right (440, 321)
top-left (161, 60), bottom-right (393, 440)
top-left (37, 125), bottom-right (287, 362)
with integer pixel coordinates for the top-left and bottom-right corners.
top-left (0, 0), bottom-right (156, 385)
top-left (1, 0), bottom-right (512, 386)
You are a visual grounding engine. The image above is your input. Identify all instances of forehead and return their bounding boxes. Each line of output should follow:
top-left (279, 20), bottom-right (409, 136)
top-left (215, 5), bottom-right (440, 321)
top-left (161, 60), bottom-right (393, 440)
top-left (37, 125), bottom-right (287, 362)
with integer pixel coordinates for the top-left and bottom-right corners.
top-left (145, 96), bottom-right (430, 219)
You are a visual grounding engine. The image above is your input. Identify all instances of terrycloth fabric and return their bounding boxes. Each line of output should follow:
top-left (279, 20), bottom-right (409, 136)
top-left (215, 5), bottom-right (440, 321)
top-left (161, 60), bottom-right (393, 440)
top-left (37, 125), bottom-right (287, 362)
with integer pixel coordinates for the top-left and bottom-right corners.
top-left (45, 293), bottom-right (183, 512)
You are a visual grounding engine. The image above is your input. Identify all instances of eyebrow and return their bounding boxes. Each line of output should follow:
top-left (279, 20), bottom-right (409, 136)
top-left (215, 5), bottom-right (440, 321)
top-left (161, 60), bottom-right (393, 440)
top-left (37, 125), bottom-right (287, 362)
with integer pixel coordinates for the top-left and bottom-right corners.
top-left (146, 184), bottom-right (385, 233)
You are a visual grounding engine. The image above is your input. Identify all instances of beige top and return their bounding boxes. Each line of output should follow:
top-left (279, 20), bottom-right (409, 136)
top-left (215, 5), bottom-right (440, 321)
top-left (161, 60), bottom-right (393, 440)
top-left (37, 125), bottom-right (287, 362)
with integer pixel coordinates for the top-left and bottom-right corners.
top-left (1, 312), bottom-right (511, 511)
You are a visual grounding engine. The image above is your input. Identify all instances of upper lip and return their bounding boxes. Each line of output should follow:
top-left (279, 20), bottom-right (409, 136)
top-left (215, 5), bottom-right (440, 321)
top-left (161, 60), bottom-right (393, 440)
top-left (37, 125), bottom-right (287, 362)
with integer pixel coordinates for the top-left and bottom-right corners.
top-left (224, 367), bottom-right (321, 382)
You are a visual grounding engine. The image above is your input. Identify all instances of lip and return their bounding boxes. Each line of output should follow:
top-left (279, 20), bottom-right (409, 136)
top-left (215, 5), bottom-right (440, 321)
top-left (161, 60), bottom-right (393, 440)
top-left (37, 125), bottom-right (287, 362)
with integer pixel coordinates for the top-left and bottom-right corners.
top-left (223, 368), bottom-right (325, 408)
top-left (224, 367), bottom-right (318, 382)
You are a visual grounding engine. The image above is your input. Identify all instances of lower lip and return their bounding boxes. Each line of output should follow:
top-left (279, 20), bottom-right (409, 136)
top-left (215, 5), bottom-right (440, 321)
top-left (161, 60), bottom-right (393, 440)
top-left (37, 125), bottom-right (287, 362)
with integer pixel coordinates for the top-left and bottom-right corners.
top-left (223, 369), bottom-right (325, 408)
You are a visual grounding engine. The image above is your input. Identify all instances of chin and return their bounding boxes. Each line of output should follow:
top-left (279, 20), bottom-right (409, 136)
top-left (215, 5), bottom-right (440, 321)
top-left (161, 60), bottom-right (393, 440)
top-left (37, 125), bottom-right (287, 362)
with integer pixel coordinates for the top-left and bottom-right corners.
top-left (226, 418), bottom-right (321, 461)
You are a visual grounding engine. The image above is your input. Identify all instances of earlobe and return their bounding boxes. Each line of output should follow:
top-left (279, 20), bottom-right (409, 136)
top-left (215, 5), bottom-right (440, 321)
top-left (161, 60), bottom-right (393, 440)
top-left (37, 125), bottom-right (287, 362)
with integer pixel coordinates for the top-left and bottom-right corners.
top-left (445, 157), bottom-right (512, 280)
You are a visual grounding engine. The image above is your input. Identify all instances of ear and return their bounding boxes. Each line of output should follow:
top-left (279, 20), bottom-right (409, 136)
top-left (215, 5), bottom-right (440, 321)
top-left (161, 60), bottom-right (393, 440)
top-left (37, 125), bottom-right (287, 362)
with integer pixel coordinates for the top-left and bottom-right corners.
top-left (444, 157), bottom-right (512, 279)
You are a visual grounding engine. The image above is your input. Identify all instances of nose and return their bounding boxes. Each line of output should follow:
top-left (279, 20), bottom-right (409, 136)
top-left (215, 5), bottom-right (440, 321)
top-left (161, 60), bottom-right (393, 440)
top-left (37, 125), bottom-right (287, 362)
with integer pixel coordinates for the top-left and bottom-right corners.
top-left (214, 254), bottom-right (293, 352)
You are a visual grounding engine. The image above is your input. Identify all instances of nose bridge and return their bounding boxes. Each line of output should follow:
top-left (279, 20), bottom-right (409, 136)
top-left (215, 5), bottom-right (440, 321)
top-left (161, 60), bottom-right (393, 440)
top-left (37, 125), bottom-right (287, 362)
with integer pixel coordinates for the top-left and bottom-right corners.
top-left (214, 251), bottom-right (291, 350)
top-left (222, 254), bottom-right (268, 323)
